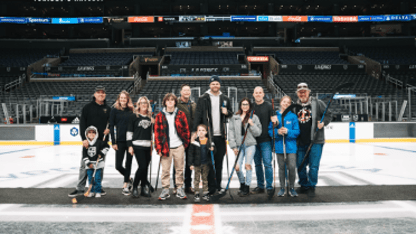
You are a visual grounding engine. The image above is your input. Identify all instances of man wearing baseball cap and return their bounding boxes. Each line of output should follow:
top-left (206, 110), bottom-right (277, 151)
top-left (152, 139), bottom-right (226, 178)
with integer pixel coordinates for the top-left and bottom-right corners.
top-left (69, 85), bottom-right (111, 198)
top-left (294, 82), bottom-right (332, 197)
top-left (193, 75), bottom-right (233, 195)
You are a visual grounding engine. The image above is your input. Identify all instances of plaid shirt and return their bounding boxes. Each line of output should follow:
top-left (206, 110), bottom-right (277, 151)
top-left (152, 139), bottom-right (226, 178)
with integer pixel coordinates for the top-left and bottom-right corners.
top-left (154, 108), bottom-right (190, 157)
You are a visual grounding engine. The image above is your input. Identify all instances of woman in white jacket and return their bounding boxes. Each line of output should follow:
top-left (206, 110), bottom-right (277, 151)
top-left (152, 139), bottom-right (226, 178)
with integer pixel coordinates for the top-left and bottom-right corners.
top-left (228, 97), bottom-right (262, 197)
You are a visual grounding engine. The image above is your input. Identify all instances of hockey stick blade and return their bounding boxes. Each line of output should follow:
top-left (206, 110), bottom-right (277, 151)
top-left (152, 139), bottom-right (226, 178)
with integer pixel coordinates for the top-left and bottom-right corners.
top-left (333, 82), bottom-right (355, 93)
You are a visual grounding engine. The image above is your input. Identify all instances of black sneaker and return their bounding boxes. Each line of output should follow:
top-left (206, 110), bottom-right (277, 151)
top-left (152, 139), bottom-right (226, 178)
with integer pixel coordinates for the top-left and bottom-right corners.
top-left (267, 189), bottom-right (275, 197)
top-left (101, 189), bottom-right (106, 196)
top-left (218, 188), bottom-right (226, 194)
top-left (307, 187), bottom-right (316, 197)
top-left (194, 194), bottom-right (200, 203)
top-left (68, 189), bottom-right (84, 197)
top-left (202, 194), bottom-right (210, 202)
top-left (250, 187), bottom-right (265, 194)
top-left (208, 188), bottom-right (217, 196)
top-left (296, 186), bottom-right (309, 194)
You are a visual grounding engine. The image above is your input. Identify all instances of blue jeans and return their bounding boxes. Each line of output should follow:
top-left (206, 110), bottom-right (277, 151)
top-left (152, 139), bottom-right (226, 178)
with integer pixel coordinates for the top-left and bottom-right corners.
top-left (236, 144), bottom-right (256, 186)
top-left (296, 144), bottom-right (323, 188)
top-left (87, 168), bottom-right (102, 193)
top-left (254, 141), bottom-right (273, 190)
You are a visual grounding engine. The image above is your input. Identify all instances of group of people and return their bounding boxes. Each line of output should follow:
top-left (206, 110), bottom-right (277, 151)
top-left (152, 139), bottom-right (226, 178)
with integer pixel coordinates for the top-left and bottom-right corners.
top-left (68, 75), bottom-right (331, 201)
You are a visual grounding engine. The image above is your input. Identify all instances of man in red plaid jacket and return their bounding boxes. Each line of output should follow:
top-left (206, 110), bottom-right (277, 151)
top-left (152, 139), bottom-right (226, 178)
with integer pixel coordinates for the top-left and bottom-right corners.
top-left (154, 93), bottom-right (190, 200)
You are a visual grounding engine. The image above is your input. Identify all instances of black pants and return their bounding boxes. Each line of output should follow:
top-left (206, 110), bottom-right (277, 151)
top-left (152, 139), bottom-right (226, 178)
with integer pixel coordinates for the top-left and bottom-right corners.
top-left (115, 142), bottom-right (133, 183)
top-left (208, 136), bottom-right (227, 192)
top-left (132, 147), bottom-right (151, 187)
top-left (173, 145), bottom-right (192, 188)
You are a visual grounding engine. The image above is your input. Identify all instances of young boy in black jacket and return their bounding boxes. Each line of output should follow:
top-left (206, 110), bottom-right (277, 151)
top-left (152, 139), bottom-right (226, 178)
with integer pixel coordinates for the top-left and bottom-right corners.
top-left (83, 126), bottom-right (110, 198)
top-left (188, 124), bottom-right (214, 202)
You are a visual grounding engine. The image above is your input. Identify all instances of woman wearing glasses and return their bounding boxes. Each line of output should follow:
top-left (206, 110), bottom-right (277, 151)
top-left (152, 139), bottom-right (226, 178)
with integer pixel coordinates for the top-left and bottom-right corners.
top-left (228, 97), bottom-right (262, 197)
top-left (127, 96), bottom-right (154, 198)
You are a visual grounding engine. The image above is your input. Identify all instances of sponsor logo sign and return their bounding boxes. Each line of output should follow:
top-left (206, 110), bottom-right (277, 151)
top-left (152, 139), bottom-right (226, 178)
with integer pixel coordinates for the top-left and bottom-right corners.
top-left (385, 14), bottom-right (412, 21)
top-left (128, 17), bottom-right (155, 23)
top-left (257, 16), bottom-right (269, 21)
top-left (79, 17), bottom-right (103, 24)
top-left (281, 65), bottom-right (288, 69)
top-left (308, 16), bottom-right (332, 22)
top-left (409, 65), bottom-right (416, 70)
top-left (314, 64), bottom-right (332, 70)
top-left (231, 16), bottom-right (257, 22)
top-left (358, 15), bottom-right (385, 22)
top-left (52, 18), bottom-right (79, 24)
top-left (333, 16), bottom-right (358, 23)
top-left (282, 16), bottom-right (308, 22)
top-left (0, 17), bottom-right (27, 24)
top-left (247, 56), bottom-right (269, 62)
top-left (77, 66), bottom-right (94, 71)
top-left (27, 18), bottom-right (50, 24)
top-left (52, 96), bottom-right (76, 101)
top-left (268, 16), bottom-right (283, 22)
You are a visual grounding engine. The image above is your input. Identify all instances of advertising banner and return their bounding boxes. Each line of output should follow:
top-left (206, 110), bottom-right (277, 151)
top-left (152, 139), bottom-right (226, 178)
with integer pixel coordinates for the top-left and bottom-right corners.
top-left (256, 16), bottom-right (269, 22)
top-left (0, 17), bottom-right (27, 24)
top-left (162, 65), bottom-right (247, 75)
top-left (27, 18), bottom-right (51, 24)
top-left (268, 16), bottom-right (283, 22)
top-left (179, 16), bottom-right (206, 22)
top-left (247, 56), bottom-right (269, 62)
top-left (78, 17), bottom-right (103, 24)
top-left (128, 16), bottom-right (155, 23)
top-left (358, 15), bottom-right (385, 22)
top-left (52, 96), bottom-right (76, 101)
top-left (282, 16), bottom-right (308, 22)
top-left (52, 18), bottom-right (79, 24)
top-left (385, 14), bottom-right (412, 21)
top-left (308, 16), bottom-right (332, 22)
top-left (230, 16), bottom-right (257, 22)
top-left (279, 64), bottom-right (364, 72)
top-left (333, 16), bottom-right (358, 23)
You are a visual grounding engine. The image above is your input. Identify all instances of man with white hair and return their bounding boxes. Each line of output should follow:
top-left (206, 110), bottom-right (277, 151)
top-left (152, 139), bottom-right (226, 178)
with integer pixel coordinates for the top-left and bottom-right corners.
top-left (295, 83), bottom-right (331, 197)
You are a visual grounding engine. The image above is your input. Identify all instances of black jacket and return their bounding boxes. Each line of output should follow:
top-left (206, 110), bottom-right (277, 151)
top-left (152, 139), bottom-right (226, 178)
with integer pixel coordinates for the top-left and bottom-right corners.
top-left (80, 100), bottom-right (111, 141)
top-left (109, 107), bottom-right (133, 144)
top-left (187, 137), bottom-right (215, 167)
top-left (192, 91), bottom-right (232, 138)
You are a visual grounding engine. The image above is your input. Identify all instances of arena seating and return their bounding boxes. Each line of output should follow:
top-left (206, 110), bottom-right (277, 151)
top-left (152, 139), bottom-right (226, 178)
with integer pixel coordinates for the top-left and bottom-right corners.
top-left (0, 48), bottom-right (61, 67)
top-left (348, 47), bottom-right (416, 64)
top-left (165, 51), bottom-right (240, 65)
top-left (60, 52), bottom-right (152, 66)
top-left (274, 71), bottom-right (397, 96)
top-left (256, 51), bottom-right (349, 65)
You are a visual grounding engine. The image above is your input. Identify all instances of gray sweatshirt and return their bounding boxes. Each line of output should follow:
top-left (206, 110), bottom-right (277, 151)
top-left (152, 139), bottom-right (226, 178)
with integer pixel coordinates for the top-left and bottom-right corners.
top-left (228, 114), bottom-right (262, 149)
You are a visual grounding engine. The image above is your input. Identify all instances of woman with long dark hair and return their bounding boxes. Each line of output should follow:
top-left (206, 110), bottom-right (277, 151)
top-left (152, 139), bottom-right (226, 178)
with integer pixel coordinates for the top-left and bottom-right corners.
top-left (109, 90), bottom-right (134, 195)
top-left (127, 96), bottom-right (154, 198)
top-left (228, 97), bottom-right (262, 197)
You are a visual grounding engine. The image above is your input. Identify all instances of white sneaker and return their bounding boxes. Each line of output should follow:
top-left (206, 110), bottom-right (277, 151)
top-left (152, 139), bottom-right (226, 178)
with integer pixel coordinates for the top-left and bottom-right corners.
top-left (95, 193), bottom-right (101, 198)
top-left (87, 192), bottom-right (95, 197)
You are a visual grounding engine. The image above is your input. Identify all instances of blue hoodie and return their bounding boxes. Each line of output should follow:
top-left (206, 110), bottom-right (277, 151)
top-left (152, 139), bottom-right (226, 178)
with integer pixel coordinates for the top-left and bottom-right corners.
top-left (268, 111), bottom-right (300, 154)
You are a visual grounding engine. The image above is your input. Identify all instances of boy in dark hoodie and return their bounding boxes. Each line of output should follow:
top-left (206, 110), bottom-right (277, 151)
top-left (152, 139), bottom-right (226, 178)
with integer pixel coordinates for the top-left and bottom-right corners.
top-left (188, 124), bottom-right (214, 202)
top-left (83, 126), bottom-right (110, 198)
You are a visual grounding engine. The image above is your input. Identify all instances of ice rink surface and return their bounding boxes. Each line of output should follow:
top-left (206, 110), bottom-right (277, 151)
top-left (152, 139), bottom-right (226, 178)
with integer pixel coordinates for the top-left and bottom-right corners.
top-left (1, 142), bottom-right (416, 233)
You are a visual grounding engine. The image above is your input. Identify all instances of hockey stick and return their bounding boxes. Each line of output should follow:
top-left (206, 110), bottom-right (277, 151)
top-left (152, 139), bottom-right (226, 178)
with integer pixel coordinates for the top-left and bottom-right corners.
top-left (149, 100), bottom-right (156, 191)
top-left (154, 137), bottom-right (165, 192)
top-left (206, 104), bottom-right (218, 189)
top-left (222, 101), bottom-right (230, 186)
top-left (211, 110), bottom-right (254, 201)
top-left (298, 82), bottom-right (354, 171)
top-left (269, 98), bottom-right (277, 199)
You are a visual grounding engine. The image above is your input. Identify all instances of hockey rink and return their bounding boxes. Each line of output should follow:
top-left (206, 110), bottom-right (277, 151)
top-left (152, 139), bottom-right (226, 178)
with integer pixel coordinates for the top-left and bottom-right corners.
top-left (1, 142), bottom-right (416, 233)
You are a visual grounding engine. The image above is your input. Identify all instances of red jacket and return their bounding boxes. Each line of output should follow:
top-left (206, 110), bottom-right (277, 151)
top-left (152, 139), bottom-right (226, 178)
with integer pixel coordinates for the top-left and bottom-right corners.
top-left (154, 108), bottom-right (190, 157)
